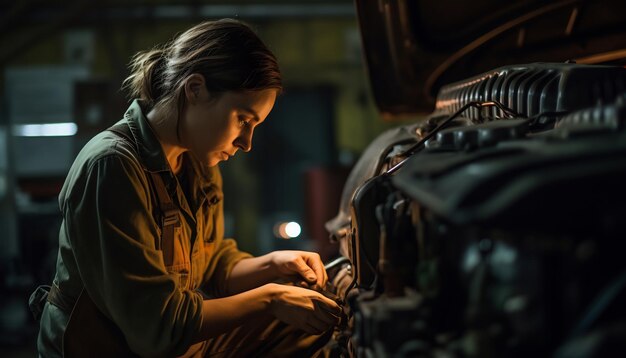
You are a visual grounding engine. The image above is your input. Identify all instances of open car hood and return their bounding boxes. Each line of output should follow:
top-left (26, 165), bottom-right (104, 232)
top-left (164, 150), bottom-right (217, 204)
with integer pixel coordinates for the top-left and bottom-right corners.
top-left (356, 0), bottom-right (626, 118)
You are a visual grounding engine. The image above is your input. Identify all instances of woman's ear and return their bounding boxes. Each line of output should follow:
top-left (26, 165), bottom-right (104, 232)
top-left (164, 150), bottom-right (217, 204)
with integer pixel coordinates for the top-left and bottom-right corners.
top-left (184, 73), bottom-right (207, 104)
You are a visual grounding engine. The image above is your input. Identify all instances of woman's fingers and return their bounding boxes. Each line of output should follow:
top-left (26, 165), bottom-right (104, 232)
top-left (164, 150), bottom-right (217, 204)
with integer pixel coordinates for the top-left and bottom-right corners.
top-left (306, 315), bottom-right (333, 334)
top-left (270, 284), bottom-right (342, 335)
top-left (313, 296), bottom-right (342, 323)
top-left (274, 251), bottom-right (329, 288)
top-left (289, 256), bottom-right (318, 284)
top-left (303, 253), bottom-right (327, 288)
top-left (304, 322), bottom-right (324, 335)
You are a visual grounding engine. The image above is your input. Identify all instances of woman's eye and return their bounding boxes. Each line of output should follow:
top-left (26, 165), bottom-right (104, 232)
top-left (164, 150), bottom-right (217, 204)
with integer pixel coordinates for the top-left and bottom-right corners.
top-left (239, 117), bottom-right (251, 126)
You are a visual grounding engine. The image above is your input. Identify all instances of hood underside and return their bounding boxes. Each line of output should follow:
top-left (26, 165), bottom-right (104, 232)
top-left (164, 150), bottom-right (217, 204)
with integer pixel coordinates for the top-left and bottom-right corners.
top-left (356, 0), bottom-right (626, 118)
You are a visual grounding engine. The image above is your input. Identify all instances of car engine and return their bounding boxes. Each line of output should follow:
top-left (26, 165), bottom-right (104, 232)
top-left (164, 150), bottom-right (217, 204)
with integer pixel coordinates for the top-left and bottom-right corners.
top-left (324, 62), bottom-right (626, 357)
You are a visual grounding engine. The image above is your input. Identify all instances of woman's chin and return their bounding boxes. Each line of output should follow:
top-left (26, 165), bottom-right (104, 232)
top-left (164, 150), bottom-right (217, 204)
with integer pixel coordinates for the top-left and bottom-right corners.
top-left (207, 156), bottom-right (223, 167)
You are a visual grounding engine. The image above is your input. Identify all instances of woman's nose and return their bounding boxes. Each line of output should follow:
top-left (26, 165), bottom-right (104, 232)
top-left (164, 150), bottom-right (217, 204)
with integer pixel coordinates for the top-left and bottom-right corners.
top-left (235, 129), bottom-right (253, 152)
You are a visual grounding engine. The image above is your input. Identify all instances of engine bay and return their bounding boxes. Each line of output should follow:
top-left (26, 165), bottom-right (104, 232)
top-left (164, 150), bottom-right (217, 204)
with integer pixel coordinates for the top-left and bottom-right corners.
top-left (325, 62), bottom-right (626, 357)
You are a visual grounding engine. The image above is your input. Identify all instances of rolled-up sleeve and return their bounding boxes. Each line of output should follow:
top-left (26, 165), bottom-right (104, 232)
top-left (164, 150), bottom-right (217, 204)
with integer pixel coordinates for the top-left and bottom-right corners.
top-left (64, 154), bottom-right (202, 357)
top-left (205, 238), bottom-right (252, 297)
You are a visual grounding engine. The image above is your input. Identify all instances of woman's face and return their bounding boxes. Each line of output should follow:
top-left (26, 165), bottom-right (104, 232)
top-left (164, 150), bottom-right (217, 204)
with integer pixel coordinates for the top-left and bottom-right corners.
top-left (181, 87), bottom-right (277, 167)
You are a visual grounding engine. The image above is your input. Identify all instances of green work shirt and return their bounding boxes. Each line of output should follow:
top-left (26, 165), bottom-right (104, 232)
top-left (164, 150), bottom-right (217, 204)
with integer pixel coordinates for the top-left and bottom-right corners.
top-left (37, 100), bottom-right (252, 357)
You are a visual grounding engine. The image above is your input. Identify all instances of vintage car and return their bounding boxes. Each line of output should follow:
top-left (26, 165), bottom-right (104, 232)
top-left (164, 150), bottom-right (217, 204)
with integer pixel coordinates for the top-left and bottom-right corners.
top-left (324, 1), bottom-right (626, 357)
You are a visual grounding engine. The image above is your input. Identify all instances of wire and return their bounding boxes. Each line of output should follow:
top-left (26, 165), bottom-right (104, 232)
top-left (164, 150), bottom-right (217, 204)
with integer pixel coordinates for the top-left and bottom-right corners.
top-left (385, 101), bottom-right (518, 175)
top-left (570, 269), bottom-right (626, 338)
top-left (324, 256), bottom-right (351, 272)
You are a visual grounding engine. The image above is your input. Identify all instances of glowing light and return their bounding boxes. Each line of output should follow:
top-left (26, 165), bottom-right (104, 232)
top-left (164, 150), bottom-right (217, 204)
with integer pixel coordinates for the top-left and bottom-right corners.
top-left (13, 122), bottom-right (77, 137)
top-left (285, 222), bottom-right (301, 238)
top-left (274, 221), bottom-right (302, 239)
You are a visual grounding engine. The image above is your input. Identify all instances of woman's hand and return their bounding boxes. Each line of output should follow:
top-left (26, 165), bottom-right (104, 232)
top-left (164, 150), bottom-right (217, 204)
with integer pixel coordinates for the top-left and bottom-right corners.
top-left (270, 250), bottom-right (328, 289)
top-left (267, 283), bottom-right (341, 335)
top-left (226, 250), bottom-right (329, 295)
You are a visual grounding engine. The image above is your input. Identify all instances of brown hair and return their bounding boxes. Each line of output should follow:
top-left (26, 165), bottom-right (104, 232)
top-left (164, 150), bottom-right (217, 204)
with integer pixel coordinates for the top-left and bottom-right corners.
top-left (123, 19), bottom-right (282, 114)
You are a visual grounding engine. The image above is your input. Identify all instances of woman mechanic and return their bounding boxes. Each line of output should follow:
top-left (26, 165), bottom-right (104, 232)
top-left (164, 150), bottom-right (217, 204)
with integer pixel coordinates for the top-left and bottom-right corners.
top-left (33, 19), bottom-right (341, 357)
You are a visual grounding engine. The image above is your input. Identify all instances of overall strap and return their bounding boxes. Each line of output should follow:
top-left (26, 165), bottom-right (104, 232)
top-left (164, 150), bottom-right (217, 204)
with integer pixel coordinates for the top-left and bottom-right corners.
top-left (148, 172), bottom-right (178, 266)
top-left (107, 123), bottom-right (179, 267)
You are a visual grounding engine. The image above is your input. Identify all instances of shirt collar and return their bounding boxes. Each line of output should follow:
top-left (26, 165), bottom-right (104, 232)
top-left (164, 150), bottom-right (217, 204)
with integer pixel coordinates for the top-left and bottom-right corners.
top-left (124, 99), bottom-right (171, 173)
top-left (123, 99), bottom-right (219, 191)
